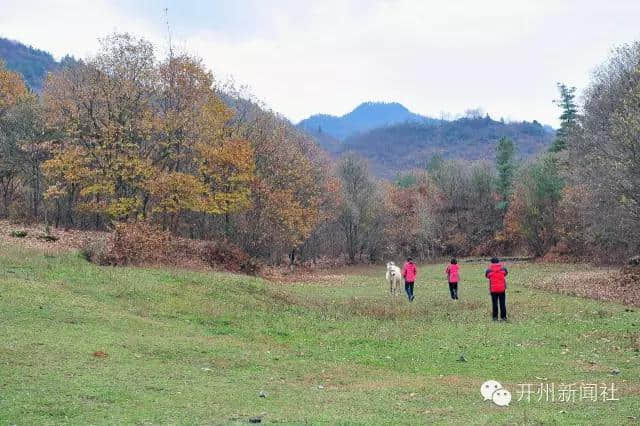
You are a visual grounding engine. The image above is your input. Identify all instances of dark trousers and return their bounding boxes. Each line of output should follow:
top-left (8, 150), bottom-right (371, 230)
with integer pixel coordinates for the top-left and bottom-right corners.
top-left (491, 292), bottom-right (507, 320)
top-left (405, 281), bottom-right (414, 300)
top-left (449, 282), bottom-right (458, 299)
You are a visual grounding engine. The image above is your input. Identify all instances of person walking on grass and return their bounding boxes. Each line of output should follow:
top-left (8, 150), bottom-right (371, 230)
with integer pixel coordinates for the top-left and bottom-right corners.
top-left (445, 258), bottom-right (460, 300)
top-left (486, 257), bottom-right (508, 321)
top-left (402, 257), bottom-right (417, 302)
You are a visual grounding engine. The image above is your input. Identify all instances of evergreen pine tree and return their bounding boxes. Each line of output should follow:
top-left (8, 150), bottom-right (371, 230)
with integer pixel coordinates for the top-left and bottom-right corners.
top-left (549, 83), bottom-right (577, 152)
top-left (496, 136), bottom-right (516, 210)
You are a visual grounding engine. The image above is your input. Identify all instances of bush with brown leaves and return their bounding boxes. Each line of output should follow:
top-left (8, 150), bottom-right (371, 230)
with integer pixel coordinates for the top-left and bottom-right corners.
top-left (109, 222), bottom-right (172, 266)
top-left (80, 237), bottom-right (113, 266)
top-left (200, 240), bottom-right (261, 275)
top-left (79, 222), bottom-right (261, 274)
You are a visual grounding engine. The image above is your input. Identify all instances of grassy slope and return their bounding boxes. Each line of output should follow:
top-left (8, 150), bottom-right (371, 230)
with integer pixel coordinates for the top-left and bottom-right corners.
top-left (0, 244), bottom-right (638, 425)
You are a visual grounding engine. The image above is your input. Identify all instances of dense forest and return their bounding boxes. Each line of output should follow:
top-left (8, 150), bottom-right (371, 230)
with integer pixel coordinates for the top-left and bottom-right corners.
top-left (1, 33), bottom-right (639, 266)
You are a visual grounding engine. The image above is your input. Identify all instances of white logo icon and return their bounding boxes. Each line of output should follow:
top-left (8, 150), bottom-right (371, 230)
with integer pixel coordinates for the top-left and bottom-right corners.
top-left (491, 388), bottom-right (512, 406)
top-left (481, 380), bottom-right (502, 401)
top-left (481, 380), bottom-right (511, 406)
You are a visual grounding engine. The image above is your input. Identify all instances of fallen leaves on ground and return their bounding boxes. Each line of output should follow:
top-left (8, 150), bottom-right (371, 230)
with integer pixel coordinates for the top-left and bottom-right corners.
top-left (533, 268), bottom-right (640, 307)
top-left (1, 220), bottom-right (108, 254)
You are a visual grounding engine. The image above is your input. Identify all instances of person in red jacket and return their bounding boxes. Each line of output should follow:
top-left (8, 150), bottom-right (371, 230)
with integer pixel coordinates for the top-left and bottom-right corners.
top-left (402, 257), bottom-right (417, 302)
top-left (485, 257), bottom-right (508, 321)
top-left (445, 258), bottom-right (460, 300)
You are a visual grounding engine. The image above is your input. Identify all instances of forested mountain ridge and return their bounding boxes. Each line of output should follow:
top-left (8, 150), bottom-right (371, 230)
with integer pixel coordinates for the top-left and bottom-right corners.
top-left (297, 101), bottom-right (439, 141)
top-left (0, 37), bottom-right (75, 92)
top-left (311, 115), bottom-right (554, 178)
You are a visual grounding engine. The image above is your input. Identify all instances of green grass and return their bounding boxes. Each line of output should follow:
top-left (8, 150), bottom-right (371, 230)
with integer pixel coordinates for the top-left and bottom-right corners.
top-left (0, 244), bottom-right (639, 425)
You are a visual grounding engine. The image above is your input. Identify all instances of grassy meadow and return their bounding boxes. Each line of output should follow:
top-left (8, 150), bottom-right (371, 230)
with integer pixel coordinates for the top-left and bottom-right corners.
top-left (0, 243), bottom-right (639, 424)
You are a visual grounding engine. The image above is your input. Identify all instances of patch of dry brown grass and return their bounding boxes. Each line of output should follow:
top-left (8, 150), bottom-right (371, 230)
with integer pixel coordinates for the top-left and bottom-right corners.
top-left (532, 269), bottom-right (640, 307)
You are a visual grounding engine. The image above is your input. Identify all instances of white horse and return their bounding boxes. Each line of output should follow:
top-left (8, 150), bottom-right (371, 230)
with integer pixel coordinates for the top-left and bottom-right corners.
top-left (385, 261), bottom-right (402, 296)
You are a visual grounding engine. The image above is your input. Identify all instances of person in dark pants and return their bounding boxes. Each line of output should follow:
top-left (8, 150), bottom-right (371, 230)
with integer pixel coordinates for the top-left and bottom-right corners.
top-left (402, 257), bottom-right (417, 301)
top-left (485, 257), bottom-right (508, 321)
top-left (445, 258), bottom-right (460, 300)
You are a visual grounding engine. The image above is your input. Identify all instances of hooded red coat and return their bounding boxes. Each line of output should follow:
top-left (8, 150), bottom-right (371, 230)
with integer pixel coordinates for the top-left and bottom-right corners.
top-left (486, 263), bottom-right (508, 293)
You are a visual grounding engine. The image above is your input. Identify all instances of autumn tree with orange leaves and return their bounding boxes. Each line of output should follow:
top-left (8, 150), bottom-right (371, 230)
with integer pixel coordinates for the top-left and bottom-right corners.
top-left (0, 59), bottom-right (27, 115)
top-left (0, 61), bottom-right (52, 219)
top-left (383, 171), bottom-right (443, 259)
top-left (0, 60), bottom-right (30, 217)
top-left (42, 34), bottom-right (254, 229)
top-left (225, 99), bottom-right (333, 262)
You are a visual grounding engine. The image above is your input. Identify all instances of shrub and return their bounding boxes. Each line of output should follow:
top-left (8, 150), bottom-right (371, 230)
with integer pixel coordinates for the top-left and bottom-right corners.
top-left (239, 257), bottom-right (262, 276)
top-left (10, 230), bottom-right (27, 238)
top-left (109, 222), bottom-right (171, 266)
top-left (80, 237), bottom-right (113, 265)
top-left (79, 222), bottom-right (261, 274)
top-left (201, 240), bottom-right (261, 275)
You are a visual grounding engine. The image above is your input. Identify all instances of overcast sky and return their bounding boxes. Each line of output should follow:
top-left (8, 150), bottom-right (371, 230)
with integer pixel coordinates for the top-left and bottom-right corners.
top-left (2, 0), bottom-right (640, 126)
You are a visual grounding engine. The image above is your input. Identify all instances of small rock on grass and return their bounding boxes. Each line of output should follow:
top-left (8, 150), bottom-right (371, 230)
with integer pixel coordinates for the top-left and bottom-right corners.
top-left (249, 412), bottom-right (267, 423)
top-left (259, 390), bottom-right (267, 398)
top-left (611, 368), bottom-right (621, 375)
top-left (457, 353), bottom-right (468, 362)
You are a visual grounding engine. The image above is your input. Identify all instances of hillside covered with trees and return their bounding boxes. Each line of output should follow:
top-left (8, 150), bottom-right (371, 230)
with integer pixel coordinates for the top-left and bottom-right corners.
top-left (337, 116), bottom-right (554, 178)
top-left (0, 37), bottom-right (75, 92)
top-left (299, 103), bottom-right (555, 178)
top-left (1, 33), bottom-right (639, 265)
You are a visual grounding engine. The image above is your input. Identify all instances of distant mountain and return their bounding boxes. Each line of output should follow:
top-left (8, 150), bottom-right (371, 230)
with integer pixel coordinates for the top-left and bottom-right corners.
top-left (297, 102), bottom-right (439, 142)
top-left (336, 116), bottom-right (555, 178)
top-left (0, 37), bottom-right (76, 92)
